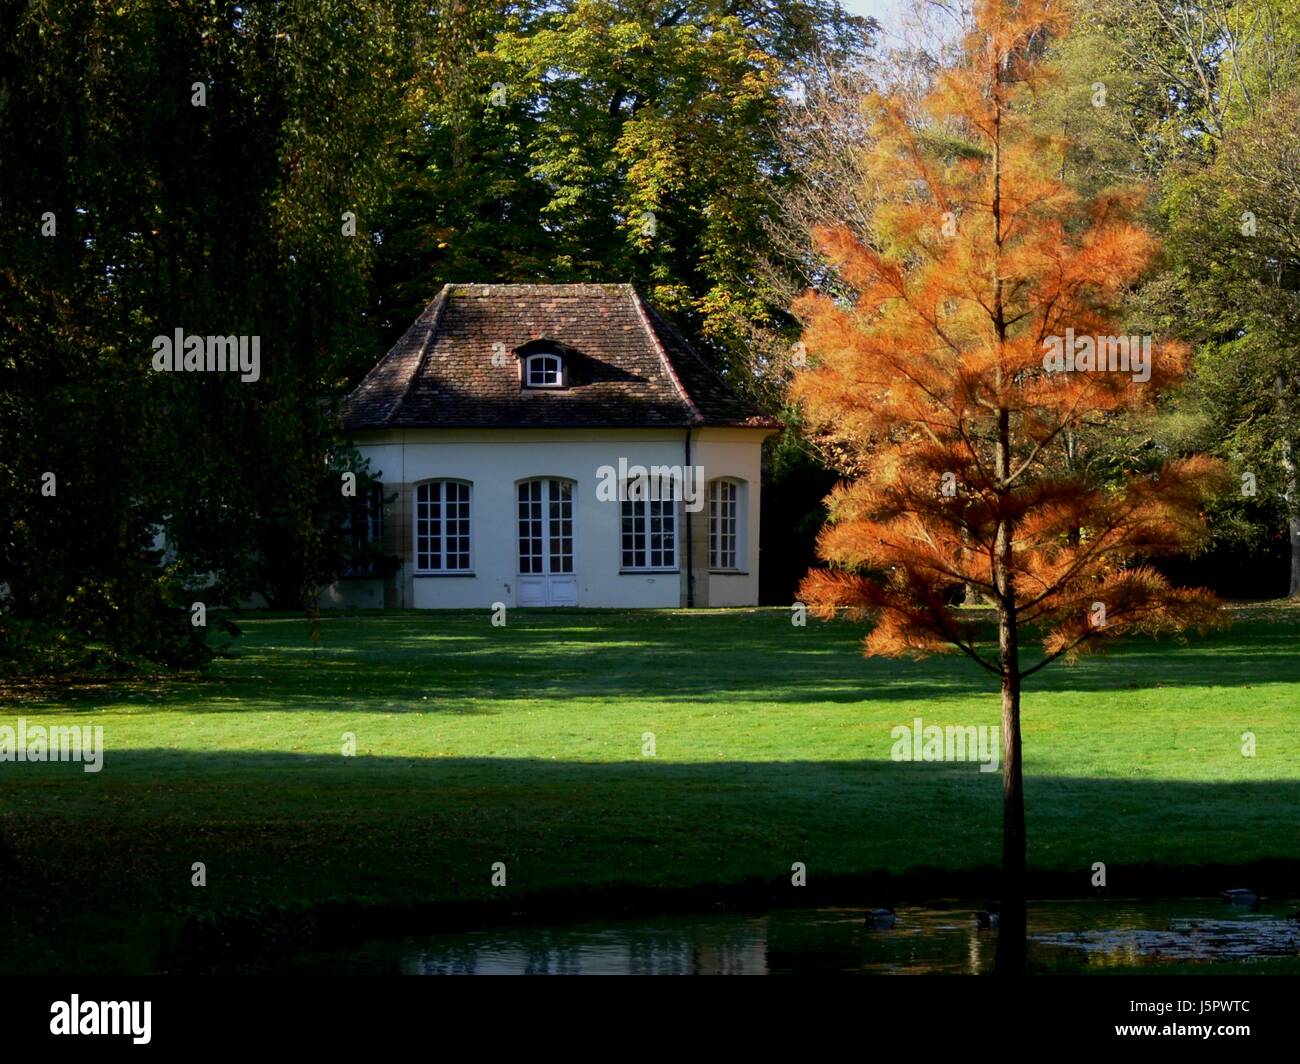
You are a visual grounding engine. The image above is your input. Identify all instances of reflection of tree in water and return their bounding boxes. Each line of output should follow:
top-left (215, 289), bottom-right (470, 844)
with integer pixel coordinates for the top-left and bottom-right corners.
top-left (364, 903), bottom-right (1300, 974)
top-left (406, 945), bottom-right (478, 975)
top-left (523, 935), bottom-right (582, 975)
top-left (629, 921), bottom-right (767, 975)
top-left (627, 933), bottom-right (691, 975)
top-left (402, 919), bottom-right (771, 974)
top-left (689, 922), bottom-right (767, 975)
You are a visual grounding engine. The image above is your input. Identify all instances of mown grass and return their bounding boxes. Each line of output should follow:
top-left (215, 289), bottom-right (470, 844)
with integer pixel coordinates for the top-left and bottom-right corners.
top-left (1, 605), bottom-right (1298, 973)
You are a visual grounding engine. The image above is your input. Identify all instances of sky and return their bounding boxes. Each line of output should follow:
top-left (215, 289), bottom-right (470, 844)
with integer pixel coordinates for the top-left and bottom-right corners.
top-left (838, 0), bottom-right (910, 34)
top-left (837, 0), bottom-right (965, 52)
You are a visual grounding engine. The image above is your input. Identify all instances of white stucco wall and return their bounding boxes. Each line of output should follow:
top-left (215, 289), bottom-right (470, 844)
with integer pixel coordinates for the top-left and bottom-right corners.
top-left (329, 427), bottom-right (771, 609)
top-left (693, 433), bottom-right (764, 608)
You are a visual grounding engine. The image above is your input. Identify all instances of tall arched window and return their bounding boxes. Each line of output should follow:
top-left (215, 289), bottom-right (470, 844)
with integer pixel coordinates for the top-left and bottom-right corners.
top-left (516, 477), bottom-right (579, 607)
top-left (708, 478), bottom-right (745, 571)
top-left (414, 479), bottom-right (472, 572)
top-left (518, 478), bottom-right (574, 576)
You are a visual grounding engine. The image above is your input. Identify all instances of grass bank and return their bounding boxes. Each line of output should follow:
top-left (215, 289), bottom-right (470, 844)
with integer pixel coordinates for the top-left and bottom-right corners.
top-left (1, 606), bottom-right (1297, 972)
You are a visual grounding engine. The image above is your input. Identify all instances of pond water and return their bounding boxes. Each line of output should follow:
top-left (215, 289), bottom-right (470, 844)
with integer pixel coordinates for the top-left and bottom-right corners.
top-left (276, 898), bottom-right (1300, 975)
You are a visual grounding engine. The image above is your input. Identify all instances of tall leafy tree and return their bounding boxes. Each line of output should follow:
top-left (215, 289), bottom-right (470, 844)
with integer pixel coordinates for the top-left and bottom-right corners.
top-left (792, 0), bottom-right (1225, 972)
top-left (373, 0), bottom-right (875, 379)
top-left (0, 0), bottom-right (414, 668)
top-left (1041, 0), bottom-right (1300, 595)
top-left (1161, 91), bottom-right (1300, 595)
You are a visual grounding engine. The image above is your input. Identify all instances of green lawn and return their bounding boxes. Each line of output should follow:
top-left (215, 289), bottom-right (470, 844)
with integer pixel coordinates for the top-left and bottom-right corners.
top-left (2, 606), bottom-right (1298, 973)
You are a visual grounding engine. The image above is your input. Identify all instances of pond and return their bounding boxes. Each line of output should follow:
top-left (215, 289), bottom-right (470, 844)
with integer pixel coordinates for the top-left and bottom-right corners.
top-left (269, 898), bottom-right (1300, 974)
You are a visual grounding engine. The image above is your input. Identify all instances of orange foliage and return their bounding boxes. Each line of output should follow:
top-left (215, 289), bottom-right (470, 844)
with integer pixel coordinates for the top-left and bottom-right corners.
top-left (793, 0), bottom-right (1227, 674)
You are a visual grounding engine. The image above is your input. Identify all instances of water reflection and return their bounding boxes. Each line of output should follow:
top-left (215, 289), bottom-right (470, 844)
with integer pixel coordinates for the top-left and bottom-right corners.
top-left (398, 921), bottom-right (771, 975)
top-left (286, 899), bottom-right (1299, 975)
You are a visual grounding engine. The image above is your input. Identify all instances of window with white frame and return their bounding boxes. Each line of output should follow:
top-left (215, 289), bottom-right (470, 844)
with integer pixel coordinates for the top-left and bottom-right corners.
top-left (523, 351), bottom-right (564, 388)
top-left (415, 480), bottom-right (472, 572)
top-left (709, 479), bottom-right (740, 570)
top-left (518, 478), bottom-right (574, 575)
top-left (620, 475), bottom-right (677, 570)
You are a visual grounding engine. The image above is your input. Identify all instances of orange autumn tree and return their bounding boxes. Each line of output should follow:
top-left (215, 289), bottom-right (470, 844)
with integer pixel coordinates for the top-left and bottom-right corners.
top-left (792, 0), bottom-right (1227, 974)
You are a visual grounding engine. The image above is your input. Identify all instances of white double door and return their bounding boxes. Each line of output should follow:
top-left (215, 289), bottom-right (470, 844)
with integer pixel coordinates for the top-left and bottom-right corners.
top-left (516, 479), bottom-right (577, 606)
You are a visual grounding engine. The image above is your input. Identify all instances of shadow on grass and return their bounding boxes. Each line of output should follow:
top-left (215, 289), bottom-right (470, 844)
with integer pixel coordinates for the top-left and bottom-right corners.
top-left (2, 746), bottom-right (1299, 973)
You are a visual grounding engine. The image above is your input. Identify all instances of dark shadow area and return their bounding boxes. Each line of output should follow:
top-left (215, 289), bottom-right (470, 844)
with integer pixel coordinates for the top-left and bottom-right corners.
top-left (2, 747), bottom-right (1298, 973)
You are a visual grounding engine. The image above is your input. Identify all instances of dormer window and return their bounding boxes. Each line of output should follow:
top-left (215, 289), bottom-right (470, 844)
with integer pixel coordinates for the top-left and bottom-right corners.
top-left (523, 351), bottom-right (564, 388)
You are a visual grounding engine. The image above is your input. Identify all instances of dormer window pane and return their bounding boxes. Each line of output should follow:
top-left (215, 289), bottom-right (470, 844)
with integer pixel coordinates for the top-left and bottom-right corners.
top-left (525, 353), bottom-right (563, 388)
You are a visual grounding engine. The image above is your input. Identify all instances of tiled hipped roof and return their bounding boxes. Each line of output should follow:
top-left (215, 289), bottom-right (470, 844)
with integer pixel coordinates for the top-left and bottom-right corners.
top-left (340, 283), bottom-right (779, 431)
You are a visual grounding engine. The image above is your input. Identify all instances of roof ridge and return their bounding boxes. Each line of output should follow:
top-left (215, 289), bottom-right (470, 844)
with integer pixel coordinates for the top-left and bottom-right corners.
top-left (628, 287), bottom-right (701, 425)
top-left (639, 299), bottom-right (775, 423)
top-left (445, 282), bottom-right (634, 294)
top-left (643, 303), bottom-right (728, 389)
top-left (389, 285), bottom-right (450, 426)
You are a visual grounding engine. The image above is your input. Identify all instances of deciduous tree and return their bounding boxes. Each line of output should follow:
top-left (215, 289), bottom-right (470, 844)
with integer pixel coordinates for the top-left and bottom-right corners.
top-left (792, 0), bottom-right (1226, 973)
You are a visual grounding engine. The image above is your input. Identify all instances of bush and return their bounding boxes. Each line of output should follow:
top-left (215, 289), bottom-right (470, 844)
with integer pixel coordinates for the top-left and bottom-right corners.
top-left (0, 570), bottom-right (220, 677)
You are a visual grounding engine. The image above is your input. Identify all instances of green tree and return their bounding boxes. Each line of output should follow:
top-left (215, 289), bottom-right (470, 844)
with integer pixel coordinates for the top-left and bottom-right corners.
top-left (0, 0), bottom-right (415, 668)
top-left (1040, 0), bottom-right (1300, 596)
top-left (373, 0), bottom-right (875, 380)
top-left (1160, 92), bottom-right (1300, 594)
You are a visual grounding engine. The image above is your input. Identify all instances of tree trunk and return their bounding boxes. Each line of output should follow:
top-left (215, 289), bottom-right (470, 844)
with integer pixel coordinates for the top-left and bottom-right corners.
top-left (1288, 510), bottom-right (1300, 599)
top-left (1283, 434), bottom-right (1300, 598)
top-left (1274, 377), bottom-right (1299, 598)
top-left (988, 68), bottom-right (1026, 974)
top-left (992, 397), bottom-right (1025, 973)
top-left (1289, 530), bottom-right (1300, 599)
top-left (995, 647), bottom-right (1026, 975)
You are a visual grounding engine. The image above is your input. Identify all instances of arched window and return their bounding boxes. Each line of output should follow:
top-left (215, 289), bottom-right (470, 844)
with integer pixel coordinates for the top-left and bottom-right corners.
top-left (414, 479), bottom-right (472, 572)
top-left (523, 351), bottom-right (564, 388)
top-left (708, 478), bottom-right (745, 571)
